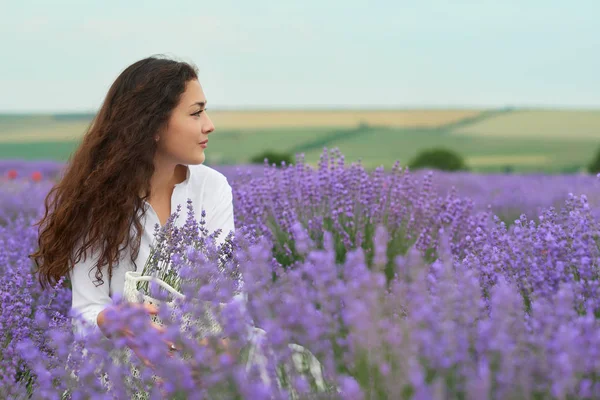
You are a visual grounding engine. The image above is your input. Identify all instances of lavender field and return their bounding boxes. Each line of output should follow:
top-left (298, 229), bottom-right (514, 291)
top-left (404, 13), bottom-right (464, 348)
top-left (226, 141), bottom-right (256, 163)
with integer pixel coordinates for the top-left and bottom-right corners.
top-left (2, 149), bottom-right (600, 399)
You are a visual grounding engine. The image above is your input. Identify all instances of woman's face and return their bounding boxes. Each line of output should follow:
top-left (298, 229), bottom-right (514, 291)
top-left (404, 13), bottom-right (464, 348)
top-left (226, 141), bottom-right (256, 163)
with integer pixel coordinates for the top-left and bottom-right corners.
top-left (155, 79), bottom-right (215, 165)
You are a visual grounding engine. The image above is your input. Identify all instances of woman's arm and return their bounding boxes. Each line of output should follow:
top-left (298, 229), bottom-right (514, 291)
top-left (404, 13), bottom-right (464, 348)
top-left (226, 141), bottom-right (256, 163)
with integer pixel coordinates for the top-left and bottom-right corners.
top-left (69, 243), bottom-right (112, 336)
top-left (205, 176), bottom-right (235, 247)
top-left (205, 176), bottom-right (248, 298)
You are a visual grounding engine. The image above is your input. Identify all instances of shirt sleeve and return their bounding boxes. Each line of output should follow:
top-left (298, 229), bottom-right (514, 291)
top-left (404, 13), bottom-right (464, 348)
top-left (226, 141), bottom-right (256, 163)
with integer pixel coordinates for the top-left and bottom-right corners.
top-left (69, 242), bottom-right (112, 337)
top-left (205, 176), bottom-right (235, 247)
top-left (204, 176), bottom-right (248, 308)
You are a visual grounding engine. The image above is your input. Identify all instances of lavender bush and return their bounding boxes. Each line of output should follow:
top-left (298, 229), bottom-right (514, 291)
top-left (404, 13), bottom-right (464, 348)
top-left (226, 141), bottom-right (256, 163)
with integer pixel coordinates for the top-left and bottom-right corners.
top-left (0, 149), bottom-right (599, 399)
top-left (0, 180), bottom-right (55, 226)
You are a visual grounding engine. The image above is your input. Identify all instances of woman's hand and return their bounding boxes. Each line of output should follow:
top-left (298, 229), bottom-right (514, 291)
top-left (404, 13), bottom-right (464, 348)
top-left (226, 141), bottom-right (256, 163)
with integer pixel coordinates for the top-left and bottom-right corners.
top-left (97, 302), bottom-right (177, 368)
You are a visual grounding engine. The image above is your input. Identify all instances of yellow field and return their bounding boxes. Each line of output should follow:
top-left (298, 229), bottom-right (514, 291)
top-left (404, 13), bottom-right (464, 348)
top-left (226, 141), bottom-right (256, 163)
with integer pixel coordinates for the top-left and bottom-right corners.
top-left (451, 110), bottom-right (600, 139)
top-left (465, 154), bottom-right (550, 167)
top-left (0, 121), bottom-right (89, 143)
top-left (206, 109), bottom-right (482, 129)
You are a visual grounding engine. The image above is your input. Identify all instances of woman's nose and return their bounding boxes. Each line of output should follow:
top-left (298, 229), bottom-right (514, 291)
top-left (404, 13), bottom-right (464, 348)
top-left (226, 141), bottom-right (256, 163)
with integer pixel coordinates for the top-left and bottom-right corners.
top-left (203, 115), bottom-right (215, 134)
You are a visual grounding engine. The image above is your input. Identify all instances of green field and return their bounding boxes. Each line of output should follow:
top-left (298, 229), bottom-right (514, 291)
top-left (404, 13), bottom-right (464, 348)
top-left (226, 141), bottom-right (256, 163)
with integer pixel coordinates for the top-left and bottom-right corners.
top-left (0, 108), bottom-right (599, 173)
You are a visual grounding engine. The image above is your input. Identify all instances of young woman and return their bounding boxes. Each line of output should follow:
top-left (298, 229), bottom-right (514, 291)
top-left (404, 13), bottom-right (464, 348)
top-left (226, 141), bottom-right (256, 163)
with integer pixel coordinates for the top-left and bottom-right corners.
top-left (30, 55), bottom-right (235, 341)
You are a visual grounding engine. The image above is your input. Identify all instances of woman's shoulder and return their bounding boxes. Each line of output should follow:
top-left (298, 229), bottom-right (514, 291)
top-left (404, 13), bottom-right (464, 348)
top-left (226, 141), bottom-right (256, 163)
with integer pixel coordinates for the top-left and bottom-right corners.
top-left (189, 163), bottom-right (229, 188)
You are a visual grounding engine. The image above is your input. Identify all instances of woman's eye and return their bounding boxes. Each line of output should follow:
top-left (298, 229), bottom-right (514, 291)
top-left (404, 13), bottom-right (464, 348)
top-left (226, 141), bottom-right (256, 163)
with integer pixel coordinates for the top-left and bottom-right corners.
top-left (192, 108), bottom-right (207, 117)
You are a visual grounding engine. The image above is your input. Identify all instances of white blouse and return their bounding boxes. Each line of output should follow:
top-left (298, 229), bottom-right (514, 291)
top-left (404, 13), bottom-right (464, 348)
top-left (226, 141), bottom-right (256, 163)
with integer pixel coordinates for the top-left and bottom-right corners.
top-left (69, 163), bottom-right (235, 336)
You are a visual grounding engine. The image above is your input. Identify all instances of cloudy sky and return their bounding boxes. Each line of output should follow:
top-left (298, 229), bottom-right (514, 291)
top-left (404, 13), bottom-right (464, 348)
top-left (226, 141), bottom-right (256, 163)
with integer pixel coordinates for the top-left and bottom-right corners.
top-left (1, 0), bottom-right (599, 112)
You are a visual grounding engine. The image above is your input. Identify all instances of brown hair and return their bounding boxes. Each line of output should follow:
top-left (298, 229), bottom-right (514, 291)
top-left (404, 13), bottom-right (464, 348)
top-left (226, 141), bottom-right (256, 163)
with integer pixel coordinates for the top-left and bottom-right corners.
top-left (30, 54), bottom-right (199, 289)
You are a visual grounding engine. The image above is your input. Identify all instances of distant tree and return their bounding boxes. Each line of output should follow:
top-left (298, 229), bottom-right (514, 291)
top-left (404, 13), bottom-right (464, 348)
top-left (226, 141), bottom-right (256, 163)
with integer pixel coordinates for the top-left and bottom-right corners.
top-left (587, 145), bottom-right (600, 174)
top-left (503, 165), bottom-right (514, 174)
top-left (357, 120), bottom-right (370, 130)
top-left (250, 150), bottom-right (294, 167)
top-left (560, 164), bottom-right (584, 174)
top-left (408, 148), bottom-right (468, 171)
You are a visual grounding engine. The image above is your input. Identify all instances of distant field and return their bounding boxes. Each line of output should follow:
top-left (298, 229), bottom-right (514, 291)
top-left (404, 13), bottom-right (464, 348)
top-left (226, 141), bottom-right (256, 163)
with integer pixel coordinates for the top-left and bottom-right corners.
top-left (451, 110), bottom-right (600, 139)
top-left (0, 108), bottom-right (599, 173)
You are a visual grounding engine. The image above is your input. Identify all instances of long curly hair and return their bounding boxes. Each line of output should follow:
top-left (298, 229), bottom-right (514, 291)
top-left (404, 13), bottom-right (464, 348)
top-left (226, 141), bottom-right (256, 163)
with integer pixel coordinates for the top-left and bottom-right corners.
top-left (30, 55), bottom-right (199, 289)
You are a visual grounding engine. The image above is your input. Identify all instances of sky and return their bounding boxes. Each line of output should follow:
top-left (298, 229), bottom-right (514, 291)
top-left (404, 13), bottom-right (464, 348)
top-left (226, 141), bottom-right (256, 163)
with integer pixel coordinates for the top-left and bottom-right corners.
top-left (1, 0), bottom-right (599, 112)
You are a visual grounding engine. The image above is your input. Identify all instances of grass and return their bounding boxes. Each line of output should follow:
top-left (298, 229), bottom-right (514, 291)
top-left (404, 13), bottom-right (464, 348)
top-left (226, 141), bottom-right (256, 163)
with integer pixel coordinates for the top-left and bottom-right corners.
top-left (0, 141), bottom-right (80, 160)
top-left (465, 154), bottom-right (550, 167)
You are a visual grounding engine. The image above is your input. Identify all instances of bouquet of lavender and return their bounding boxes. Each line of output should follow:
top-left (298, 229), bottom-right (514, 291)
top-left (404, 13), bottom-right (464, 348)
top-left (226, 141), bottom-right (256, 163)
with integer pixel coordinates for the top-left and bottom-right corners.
top-left (123, 199), bottom-right (241, 338)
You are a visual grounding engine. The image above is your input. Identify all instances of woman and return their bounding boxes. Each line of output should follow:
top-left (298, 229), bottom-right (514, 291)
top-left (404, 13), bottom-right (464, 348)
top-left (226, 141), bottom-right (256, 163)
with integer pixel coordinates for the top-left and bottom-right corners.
top-left (30, 55), bottom-right (235, 343)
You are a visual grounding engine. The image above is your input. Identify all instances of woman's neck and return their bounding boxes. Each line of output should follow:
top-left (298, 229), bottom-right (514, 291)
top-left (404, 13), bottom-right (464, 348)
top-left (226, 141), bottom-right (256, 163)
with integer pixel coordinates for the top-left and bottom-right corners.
top-left (148, 163), bottom-right (187, 201)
